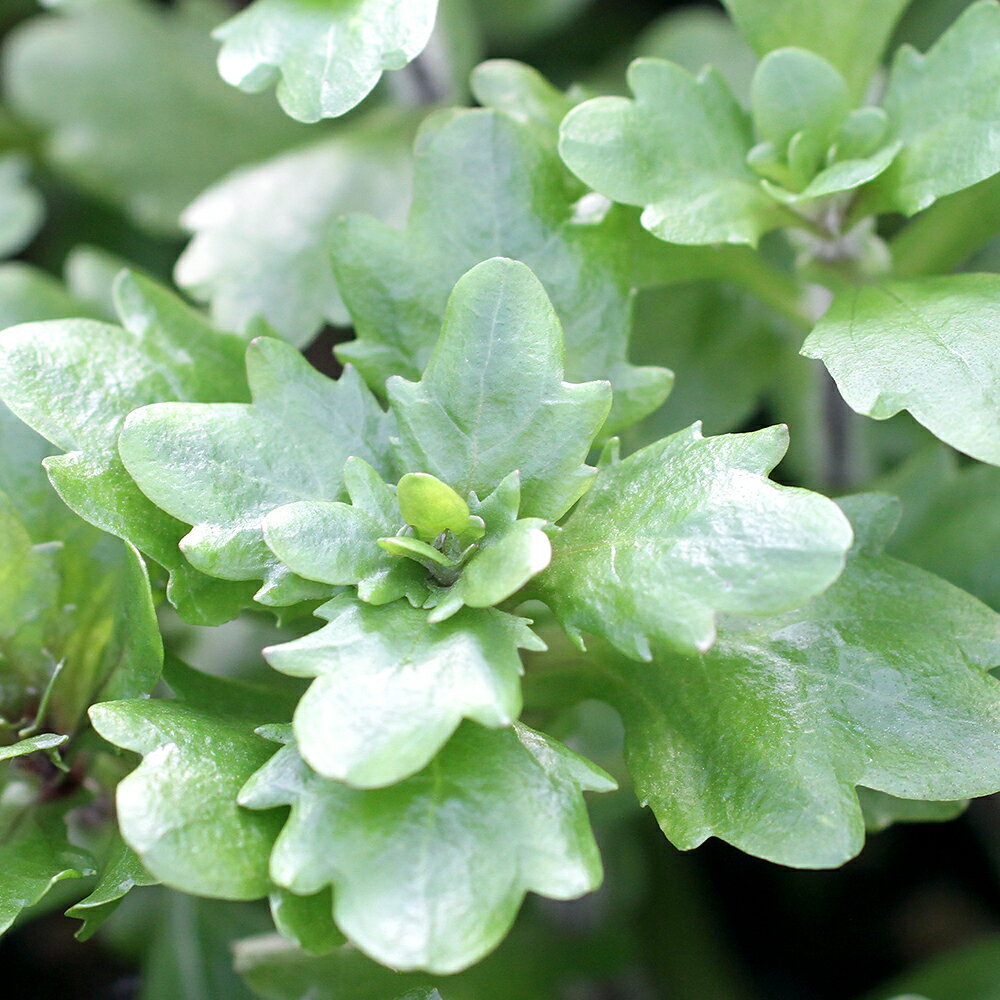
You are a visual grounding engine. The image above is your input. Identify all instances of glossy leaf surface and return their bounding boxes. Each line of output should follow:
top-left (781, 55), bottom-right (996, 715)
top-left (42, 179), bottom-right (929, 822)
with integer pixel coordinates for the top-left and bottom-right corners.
top-left (214, 0), bottom-right (438, 122)
top-left (264, 597), bottom-right (540, 787)
top-left (538, 424), bottom-right (853, 659)
top-left (335, 109), bottom-right (669, 435)
top-left (387, 258), bottom-right (611, 521)
top-left (802, 274), bottom-right (1000, 466)
top-left (240, 724), bottom-right (614, 972)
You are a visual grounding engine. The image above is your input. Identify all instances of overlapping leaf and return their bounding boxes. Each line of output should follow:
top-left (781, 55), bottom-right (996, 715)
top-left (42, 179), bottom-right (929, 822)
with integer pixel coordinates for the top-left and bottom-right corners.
top-left (802, 274), bottom-right (1000, 466)
top-left (537, 423), bottom-right (852, 659)
top-left (0, 270), bottom-right (258, 624)
top-left (239, 724), bottom-right (614, 973)
top-left (864, 1), bottom-right (1000, 215)
top-left (720, 0), bottom-right (910, 99)
top-left (387, 258), bottom-right (611, 521)
top-left (559, 58), bottom-right (785, 246)
top-left (334, 109), bottom-right (669, 434)
top-left (89, 664), bottom-right (294, 901)
top-left (214, 0), bottom-right (439, 123)
top-left (263, 596), bottom-right (541, 787)
top-left (3, 0), bottom-right (308, 233)
top-left (585, 496), bottom-right (1000, 867)
top-left (119, 338), bottom-right (393, 605)
top-left (176, 111), bottom-right (417, 345)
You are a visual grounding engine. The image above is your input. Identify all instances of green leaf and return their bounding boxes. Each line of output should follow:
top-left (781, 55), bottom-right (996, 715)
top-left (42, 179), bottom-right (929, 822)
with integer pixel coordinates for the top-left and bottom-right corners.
top-left (635, 7), bottom-right (757, 105)
top-left (471, 0), bottom-right (588, 44)
top-left (263, 457), bottom-right (424, 607)
top-left (559, 58), bottom-right (785, 247)
top-left (0, 733), bottom-right (67, 763)
top-left (239, 723), bottom-right (614, 973)
top-left (269, 888), bottom-right (344, 956)
top-left (880, 446), bottom-right (1000, 609)
top-left (856, 788), bottom-right (966, 834)
top-left (334, 108), bottom-right (669, 436)
top-left (0, 154), bottom-right (43, 258)
top-left (720, 0), bottom-right (910, 99)
top-left (213, 0), bottom-right (439, 123)
top-left (587, 495), bottom-right (1000, 868)
top-left (751, 48), bottom-right (850, 151)
top-left (89, 693), bottom-right (284, 901)
top-left (263, 596), bottom-right (539, 787)
top-left (4, 0), bottom-right (308, 232)
top-left (119, 337), bottom-right (394, 606)
top-left (864, 1), bottom-right (1000, 215)
top-left (0, 490), bottom-right (60, 684)
top-left (427, 475), bottom-right (553, 623)
top-left (0, 270), bottom-right (258, 625)
top-left (176, 111), bottom-right (416, 345)
top-left (536, 423), bottom-right (853, 659)
top-left (396, 473), bottom-right (471, 542)
top-left (66, 831), bottom-right (157, 941)
top-left (802, 274), bottom-right (1000, 466)
top-left (386, 258), bottom-right (611, 521)
top-left (0, 798), bottom-right (95, 935)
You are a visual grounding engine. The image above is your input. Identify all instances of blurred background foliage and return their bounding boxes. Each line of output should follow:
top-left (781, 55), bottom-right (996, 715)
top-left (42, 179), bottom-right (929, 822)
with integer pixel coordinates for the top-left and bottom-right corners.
top-left (2, 0), bottom-right (1000, 997)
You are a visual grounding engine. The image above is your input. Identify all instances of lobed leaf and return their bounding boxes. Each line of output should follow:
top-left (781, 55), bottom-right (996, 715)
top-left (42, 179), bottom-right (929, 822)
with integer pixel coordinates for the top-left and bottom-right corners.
top-left (119, 338), bottom-right (394, 606)
top-left (239, 724), bottom-right (614, 973)
top-left (864, 1), bottom-right (1000, 215)
top-left (802, 274), bottom-right (1000, 467)
top-left (264, 596), bottom-right (541, 787)
top-left (387, 257), bottom-right (611, 521)
top-left (213, 0), bottom-right (439, 123)
top-left (0, 270), bottom-right (257, 624)
top-left (537, 423), bottom-right (853, 659)
top-left (587, 496), bottom-right (1000, 867)
top-left (559, 58), bottom-right (785, 246)
top-left (334, 108), bottom-right (669, 435)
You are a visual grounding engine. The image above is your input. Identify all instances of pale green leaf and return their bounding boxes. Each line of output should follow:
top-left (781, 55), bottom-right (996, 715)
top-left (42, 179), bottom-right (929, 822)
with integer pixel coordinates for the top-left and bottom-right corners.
top-left (635, 8), bottom-right (757, 104)
top-left (66, 831), bottom-right (157, 941)
top-left (89, 694), bottom-right (284, 901)
top-left (334, 108), bottom-right (668, 436)
top-left (176, 111), bottom-right (416, 345)
top-left (4, 0), bottom-right (308, 232)
top-left (559, 58), bottom-right (785, 246)
top-left (537, 423), bottom-right (853, 659)
top-left (0, 270), bottom-right (258, 624)
top-left (0, 733), bottom-right (67, 763)
top-left (269, 888), bottom-right (344, 956)
top-left (386, 258), bottom-right (611, 521)
top-left (751, 48), bottom-right (850, 151)
top-left (588, 495), bottom-right (1000, 868)
top-left (856, 787), bottom-right (966, 834)
top-left (865, 1), bottom-right (1000, 214)
top-left (721, 0), bottom-right (910, 99)
top-left (214, 0), bottom-right (439, 123)
top-left (262, 458), bottom-right (426, 606)
top-left (239, 723), bottom-right (614, 973)
top-left (0, 154), bottom-right (43, 258)
top-left (802, 274), bottom-right (1000, 466)
top-left (119, 338), bottom-right (393, 605)
top-left (264, 596), bottom-right (540, 787)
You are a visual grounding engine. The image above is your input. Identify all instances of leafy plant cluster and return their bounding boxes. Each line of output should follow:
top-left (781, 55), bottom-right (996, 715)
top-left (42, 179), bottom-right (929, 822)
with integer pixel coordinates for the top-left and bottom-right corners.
top-left (2, 0), bottom-right (1000, 996)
